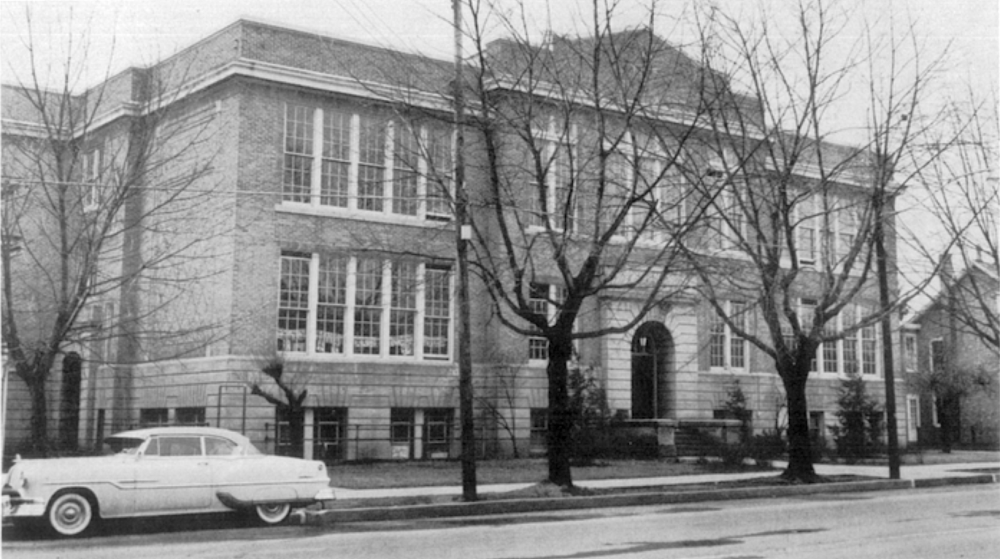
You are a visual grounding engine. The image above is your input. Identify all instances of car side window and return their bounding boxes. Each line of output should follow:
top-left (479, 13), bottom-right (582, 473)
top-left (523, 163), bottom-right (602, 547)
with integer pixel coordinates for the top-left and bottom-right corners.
top-left (143, 438), bottom-right (161, 456)
top-left (156, 436), bottom-right (203, 457)
top-left (205, 437), bottom-right (239, 456)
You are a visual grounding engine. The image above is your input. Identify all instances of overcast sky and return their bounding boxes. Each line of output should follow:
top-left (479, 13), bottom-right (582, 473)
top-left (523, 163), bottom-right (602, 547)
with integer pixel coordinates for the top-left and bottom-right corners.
top-left (1, 0), bottom-right (995, 94)
top-left (1, 0), bottom-right (995, 305)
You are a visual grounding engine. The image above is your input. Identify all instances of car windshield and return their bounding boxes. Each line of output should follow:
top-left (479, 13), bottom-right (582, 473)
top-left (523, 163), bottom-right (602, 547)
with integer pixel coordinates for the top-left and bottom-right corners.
top-left (105, 436), bottom-right (145, 455)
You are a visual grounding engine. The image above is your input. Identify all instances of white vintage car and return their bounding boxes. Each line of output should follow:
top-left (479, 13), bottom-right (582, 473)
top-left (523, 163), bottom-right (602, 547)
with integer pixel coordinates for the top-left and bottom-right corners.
top-left (2, 426), bottom-right (334, 537)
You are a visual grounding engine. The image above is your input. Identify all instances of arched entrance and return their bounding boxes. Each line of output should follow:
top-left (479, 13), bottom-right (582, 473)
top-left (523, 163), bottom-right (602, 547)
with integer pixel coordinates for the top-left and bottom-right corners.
top-left (631, 322), bottom-right (672, 419)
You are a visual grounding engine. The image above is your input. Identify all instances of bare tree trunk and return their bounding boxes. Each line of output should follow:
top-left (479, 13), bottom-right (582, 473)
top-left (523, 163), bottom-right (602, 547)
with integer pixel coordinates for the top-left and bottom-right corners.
top-left (781, 369), bottom-right (818, 482)
top-left (546, 336), bottom-right (574, 487)
top-left (24, 372), bottom-right (50, 454)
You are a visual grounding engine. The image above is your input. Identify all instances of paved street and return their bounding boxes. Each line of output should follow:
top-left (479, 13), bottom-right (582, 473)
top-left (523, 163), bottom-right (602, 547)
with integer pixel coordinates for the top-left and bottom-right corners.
top-left (4, 485), bottom-right (997, 558)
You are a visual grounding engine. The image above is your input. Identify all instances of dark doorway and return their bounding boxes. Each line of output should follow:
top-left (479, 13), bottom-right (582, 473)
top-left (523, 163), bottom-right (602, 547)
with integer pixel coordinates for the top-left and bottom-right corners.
top-left (631, 322), bottom-right (672, 419)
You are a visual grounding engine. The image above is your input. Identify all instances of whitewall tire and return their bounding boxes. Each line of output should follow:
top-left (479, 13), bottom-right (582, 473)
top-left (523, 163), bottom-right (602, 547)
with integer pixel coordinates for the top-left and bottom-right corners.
top-left (47, 492), bottom-right (95, 537)
top-left (255, 503), bottom-right (292, 525)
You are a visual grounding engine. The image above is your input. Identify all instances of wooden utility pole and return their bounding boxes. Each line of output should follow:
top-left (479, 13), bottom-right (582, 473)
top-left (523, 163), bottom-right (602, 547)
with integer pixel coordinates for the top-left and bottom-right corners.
top-left (453, 0), bottom-right (477, 501)
top-left (874, 184), bottom-right (901, 480)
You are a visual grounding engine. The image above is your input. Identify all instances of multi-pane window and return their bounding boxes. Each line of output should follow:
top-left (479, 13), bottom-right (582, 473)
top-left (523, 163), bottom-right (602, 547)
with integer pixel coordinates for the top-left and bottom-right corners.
top-left (807, 302), bottom-right (880, 376)
top-left (930, 339), bottom-right (946, 374)
top-left (393, 122), bottom-right (420, 216)
top-left (424, 408), bottom-right (453, 456)
top-left (321, 110), bottom-right (350, 207)
top-left (528, 283), bottom-right (561, 361)
top-left (796, 195), bottom-right (818, 264)
top-left (861, 321), bottom-right (877, 375)
top-left (277, 253), bottom-right (311, 352)
top-left (390, 261), bottom-right (417, 356)
top-left (530, 408), bottom-right (549, 454)
top-left (316, 256), bottom-right (347, 353)
top-left (423, 266), bottom-right (451, 358)
top-left (140, 408), bottom-right (169, 427)
top-left (903, 333), bottom-right (917, 372)
top-left (524, 121), bottom-right (577, 231)
top-left (278, 252), bottom-right (451, 360)
top-left (602, 144), bottom-right (668, 242)
top-left (843, 306), bottom-right (859, 375)
top-left (425, 126), bottom-right (453, 218)
top-left (175, 407), bottom-right (206, 426)
top-left (710, 301), bottom-right (747, 370)
top-left (281, 104), bottom-right (452, 219)
top-left (357, 116), bottom-right (386, 212)
top-left (313, 407), bottom-right (347, 461)
top-left (283, 105), bottom-right (314, 203)
top-left (795, 193), bottom-right (863, 267)
top-left (354, 258), bottom-right (383, 355)
top-left (82, 147), bottom-right (103, 211)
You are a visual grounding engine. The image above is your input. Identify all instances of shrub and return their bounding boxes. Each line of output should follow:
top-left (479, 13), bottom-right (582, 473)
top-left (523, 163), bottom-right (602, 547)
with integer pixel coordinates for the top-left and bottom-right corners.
top-left (833, 374), bottom-right (884, 461)
top-left (746, 430), bottom-right (786, 463)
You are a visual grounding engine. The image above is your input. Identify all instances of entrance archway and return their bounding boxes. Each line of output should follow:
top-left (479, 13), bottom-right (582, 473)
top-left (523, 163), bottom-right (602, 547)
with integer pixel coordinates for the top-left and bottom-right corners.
top-left (631, 322), bottom-right (672, 419)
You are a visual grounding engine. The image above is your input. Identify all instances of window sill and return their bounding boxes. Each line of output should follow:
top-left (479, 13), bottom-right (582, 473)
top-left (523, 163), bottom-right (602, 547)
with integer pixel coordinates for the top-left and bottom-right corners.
top-left (279, 352), bottom-right (454, 365)
top-left (275, 203), bottom-right (454, 228)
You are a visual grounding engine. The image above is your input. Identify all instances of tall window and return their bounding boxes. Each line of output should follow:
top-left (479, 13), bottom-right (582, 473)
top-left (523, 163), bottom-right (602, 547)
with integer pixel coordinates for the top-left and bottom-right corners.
top-left (283, 105), bottom-right (313, 203)
top-left (316, 256), bottom-right (347, 353)
top-left (530, 408), bottom-right (549, 454)
top-left (321, 110), bottom-right (350, 207)
top-left (423, 266), bottom-right (451, 358)
top-left (82, 147), bottom-right (103, 211)
top-left (425, 126), bottom-right (453, 219)
top-left (278, 252), bottom-right (452, 360)
top-left (796, 195), bottom-right (818, 265)
top-left (528, 283), bottom-right (550, 361)
top-left (930, 339), bottom-right (946, 373)
top-left (357, 116), bottom-right (386, 212)
top-left (390, 261), bottom-right (417, 356)
top-left (282, 104), bottom-right (451, 219)
top-left (393, 122), bottom-right (420, 216)
top-left (710, 301), bottom-right (746, 370)
top-left (807, 303), bottom-right (880, 376)
top-left (277, 253), bottom-right (311, 352)
top-left (523, 120), bottom-right (577, 231)
top-left (903, 333), bottom-right (917, 373)
top-left (354, 258), bottom-right (383, 355)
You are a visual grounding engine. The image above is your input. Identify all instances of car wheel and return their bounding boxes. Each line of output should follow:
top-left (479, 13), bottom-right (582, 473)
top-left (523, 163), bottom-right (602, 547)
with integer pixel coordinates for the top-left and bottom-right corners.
top-left (46, 491), bottom-right (95, 537)
top-left (255, 503), bottom-right (291, 525)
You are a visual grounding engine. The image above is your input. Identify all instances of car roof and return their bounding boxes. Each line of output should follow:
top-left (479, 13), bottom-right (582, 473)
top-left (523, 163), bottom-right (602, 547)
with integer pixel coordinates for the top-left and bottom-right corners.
top-left (108, 426), bottom-right (250, 443)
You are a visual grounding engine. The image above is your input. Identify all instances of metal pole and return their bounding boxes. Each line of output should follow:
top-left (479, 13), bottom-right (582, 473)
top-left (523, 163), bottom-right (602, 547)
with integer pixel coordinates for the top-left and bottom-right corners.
top-left (453, 0), bottom-right (477, 501)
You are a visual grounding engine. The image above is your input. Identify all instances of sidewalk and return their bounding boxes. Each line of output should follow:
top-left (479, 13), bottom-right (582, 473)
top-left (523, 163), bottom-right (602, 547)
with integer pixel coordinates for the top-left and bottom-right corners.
top-left (304, 460), bottom-right (1000, 526)
top-left (329, 460), bottom-right (1000, 501)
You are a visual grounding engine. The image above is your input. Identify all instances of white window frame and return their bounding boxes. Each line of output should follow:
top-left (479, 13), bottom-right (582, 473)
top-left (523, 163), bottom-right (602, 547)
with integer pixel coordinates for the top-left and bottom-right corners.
top-left (903, 332), bottom-right (918, 373)
top-left (527, 283), bottom-right (566, 363)
top-left (277, 252), bottom-right (454, 361)
top-left (281, 103), bottom-right (453, 221)
top-left (604, 135), bottom-right (671, 244)
top-left (802, 302), bottom-right (881, 377)
top-left (709, 300), bottom-right (748, 372)
top-left (906, 394), bottom-right (920, 442)
top-left (525, 118), bottom-right (577, 233)
top-left (83, 147), bottom-right (103, 212)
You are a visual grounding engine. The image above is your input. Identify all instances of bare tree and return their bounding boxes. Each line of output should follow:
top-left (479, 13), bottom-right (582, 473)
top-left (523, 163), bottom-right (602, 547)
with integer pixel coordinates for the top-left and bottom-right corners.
top-left (1, 9), bottom-right (226, 452)
top-left (683, 0), bottom-right (955, 481)
top-left (247, 358), bottom-right (309, 457)
top-left (915, 91), bottom-right (999, 351)
top-left (460, 0), bottom-right (720, 487)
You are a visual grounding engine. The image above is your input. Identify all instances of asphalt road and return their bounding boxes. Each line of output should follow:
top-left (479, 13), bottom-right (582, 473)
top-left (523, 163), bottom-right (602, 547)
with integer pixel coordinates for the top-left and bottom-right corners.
top-left (3, 485), bottom-right (998, 558)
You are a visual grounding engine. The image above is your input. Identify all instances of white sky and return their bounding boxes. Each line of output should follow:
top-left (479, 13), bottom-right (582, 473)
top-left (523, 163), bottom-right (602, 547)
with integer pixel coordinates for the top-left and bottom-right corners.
top-left (1, 0), bottom-right (995, 310)
top-left (0, 0), bottom-right (995, 94)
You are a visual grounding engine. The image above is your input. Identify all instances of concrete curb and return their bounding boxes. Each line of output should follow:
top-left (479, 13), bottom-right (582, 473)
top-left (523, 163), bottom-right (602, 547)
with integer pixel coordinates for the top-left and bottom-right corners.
top-left (302, 475), bottom-right (1000, 526)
